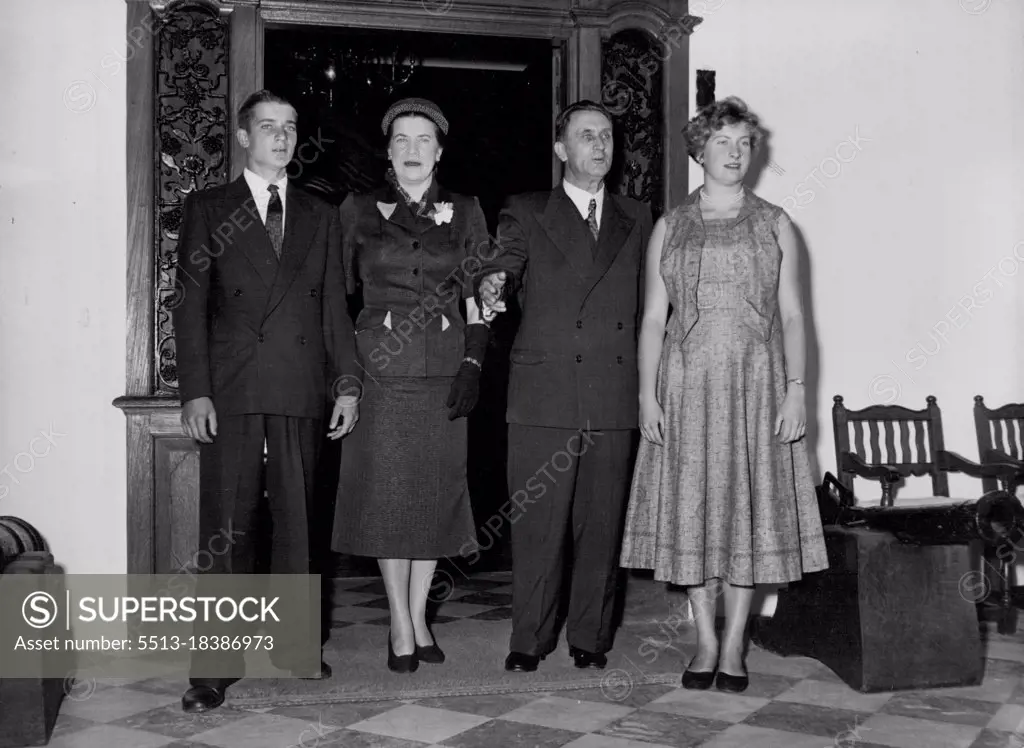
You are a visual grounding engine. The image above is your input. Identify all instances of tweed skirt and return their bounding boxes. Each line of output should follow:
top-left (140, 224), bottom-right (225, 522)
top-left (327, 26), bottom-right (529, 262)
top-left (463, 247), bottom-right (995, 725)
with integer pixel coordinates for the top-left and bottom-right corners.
top-left (332, 376), bottom-right (476, 559)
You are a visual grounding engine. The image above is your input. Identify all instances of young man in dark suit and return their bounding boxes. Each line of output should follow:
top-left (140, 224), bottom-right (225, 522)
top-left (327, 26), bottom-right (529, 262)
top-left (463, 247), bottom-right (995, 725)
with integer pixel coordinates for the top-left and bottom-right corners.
top-left (478, 100), bottom-right (653, 672)
top-left (173, 90), bottom-right (360, 711)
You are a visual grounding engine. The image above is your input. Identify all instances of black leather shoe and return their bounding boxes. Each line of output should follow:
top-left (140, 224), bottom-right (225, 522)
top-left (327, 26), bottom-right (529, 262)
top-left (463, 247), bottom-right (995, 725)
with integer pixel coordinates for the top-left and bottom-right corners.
top-left (388, 632), bottom-right (419, 673)
top-left (504, 651), bottom-right (542, 672)
top-left (715, 670), bottom-right (749, 693)
top-left (416, 641), bottom-right (446, 664)
top-left (569, 646), bottom-right (607, 670)
top-left (181, 685), bottom-right (225, 713)
top-left (681, 668), bottom-right (717, 690)
top-left (299, 661), bottom-right (332, 680)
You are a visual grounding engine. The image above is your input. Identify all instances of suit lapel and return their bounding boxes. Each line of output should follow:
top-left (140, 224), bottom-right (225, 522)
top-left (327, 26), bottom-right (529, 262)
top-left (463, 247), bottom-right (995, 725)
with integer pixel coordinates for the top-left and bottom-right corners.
top-left (536, 186), bottom-right (591, 278)
top-left (577, 193), bottom-right (638, 311)
top-left (378, 180), bottom-right (441, 235)
top-left (388, 198), bottom-right (432, 234)
top-left (589, 193), bottom-right (634, 280)
top-left (222, 176), bottom-right (278, 288)
top-left (265, 186), bottom-right (317, 318)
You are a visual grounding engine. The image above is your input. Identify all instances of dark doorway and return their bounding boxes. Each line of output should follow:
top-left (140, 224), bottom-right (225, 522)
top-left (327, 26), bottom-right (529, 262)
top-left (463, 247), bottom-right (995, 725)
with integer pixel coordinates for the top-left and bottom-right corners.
top-left (264, 26), bottom-right (554, 225)
top-left (265, 27), bottom-right (555, 576)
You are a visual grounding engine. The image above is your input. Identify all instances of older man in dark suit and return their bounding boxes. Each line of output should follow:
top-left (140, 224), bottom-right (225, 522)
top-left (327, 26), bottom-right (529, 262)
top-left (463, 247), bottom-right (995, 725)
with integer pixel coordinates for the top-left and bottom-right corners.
top-left (173, 89), bottom-right (360, 711)
top-left (478, 100), bottom-right (653, 672)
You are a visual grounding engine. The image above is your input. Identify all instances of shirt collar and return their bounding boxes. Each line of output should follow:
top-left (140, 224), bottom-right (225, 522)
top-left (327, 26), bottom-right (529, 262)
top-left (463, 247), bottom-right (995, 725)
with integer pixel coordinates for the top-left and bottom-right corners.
top-left (561, 178), bottom-right (603, 215)
top-left (243, 167), bottom-right (288, 198)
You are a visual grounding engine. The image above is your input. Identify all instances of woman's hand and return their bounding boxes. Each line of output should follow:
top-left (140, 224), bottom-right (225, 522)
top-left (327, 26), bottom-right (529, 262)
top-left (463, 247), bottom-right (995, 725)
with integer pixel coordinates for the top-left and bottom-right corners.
top-left (775, 388), bottom-right (806, 443)
top-left (639, 397), bottom-right (665, 446)
top-left (446, 361), bottom-right (482, 420)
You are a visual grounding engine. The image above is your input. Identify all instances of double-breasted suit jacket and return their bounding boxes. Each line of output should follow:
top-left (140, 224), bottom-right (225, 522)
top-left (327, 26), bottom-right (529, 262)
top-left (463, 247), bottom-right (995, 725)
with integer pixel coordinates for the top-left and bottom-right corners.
top-left (174, 176), bottom-right (360, 415)
top-left (491, 185), bottom-right (653, 430)
top-left (173, 174), bottom-right (359, 687)
top-left (484, 183), bottom-right (653, 658)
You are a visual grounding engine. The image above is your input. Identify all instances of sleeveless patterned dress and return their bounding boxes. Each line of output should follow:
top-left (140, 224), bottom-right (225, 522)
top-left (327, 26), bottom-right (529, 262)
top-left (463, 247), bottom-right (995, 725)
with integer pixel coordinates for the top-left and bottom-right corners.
top-left (619, 199), bottom-right (828, 586)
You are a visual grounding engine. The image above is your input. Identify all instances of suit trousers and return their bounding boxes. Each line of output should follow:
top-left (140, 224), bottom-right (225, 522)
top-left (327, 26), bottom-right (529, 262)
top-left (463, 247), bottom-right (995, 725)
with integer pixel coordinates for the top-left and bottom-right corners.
top-left (507, 424), bottom-right (636, 656)
top-left (189, 414), bottom-right (325, 690)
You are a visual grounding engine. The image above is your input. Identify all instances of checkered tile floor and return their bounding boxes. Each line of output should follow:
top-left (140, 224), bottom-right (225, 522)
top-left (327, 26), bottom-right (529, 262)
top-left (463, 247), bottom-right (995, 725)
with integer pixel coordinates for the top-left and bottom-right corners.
top-left (40, 573), bottom-right (1024, 747)
top-left (331, 572), bottom-right (514, 628)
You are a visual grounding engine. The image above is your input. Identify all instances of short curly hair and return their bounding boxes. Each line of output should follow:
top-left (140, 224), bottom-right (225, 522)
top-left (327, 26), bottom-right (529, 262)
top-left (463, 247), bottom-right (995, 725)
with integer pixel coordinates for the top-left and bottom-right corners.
top-left (683, 96), bottom-right (766, 164)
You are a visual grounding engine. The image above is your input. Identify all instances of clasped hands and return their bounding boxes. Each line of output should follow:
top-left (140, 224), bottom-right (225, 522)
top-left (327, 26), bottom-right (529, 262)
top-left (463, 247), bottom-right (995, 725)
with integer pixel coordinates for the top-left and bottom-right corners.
top-left (440, 269), bottom-right (507, 421)
top-left (477, 271), bottom-right (508, 320)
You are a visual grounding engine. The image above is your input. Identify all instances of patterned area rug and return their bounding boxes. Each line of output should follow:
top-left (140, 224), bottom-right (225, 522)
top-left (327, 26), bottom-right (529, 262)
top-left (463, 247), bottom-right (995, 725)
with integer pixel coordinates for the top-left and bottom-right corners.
top-left (227, 571), bottom-right (695, 707)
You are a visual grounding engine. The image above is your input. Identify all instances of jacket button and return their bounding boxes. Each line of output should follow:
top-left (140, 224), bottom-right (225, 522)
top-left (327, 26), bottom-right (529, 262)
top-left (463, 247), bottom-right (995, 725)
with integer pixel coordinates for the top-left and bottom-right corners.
top-left (413, 268), bottom-right (419, 275)
top-left (412, 240), bottom-right (421, 249)
top-left (257, 334), bottom-right (265, 343)
top-left (576, 320), bottom-right (582, 329)
top-left (310, 289), bottom-right (318, 298)
top-left (617, 355), bottom-right (624, 364)
top-left (617, 322), bottom-right (623, 330)
top-left (299, 336), bottom-right (307, 345)
top-left (575, 355), bottom-right (582, 363)
top-left (234, 289), bottom-right (242, 297)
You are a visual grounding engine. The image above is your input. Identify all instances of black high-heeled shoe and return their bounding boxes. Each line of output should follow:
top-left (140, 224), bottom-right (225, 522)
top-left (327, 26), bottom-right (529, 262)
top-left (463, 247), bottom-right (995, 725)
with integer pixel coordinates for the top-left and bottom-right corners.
top-left (415, 640), bottom-right (445, 664)
top-left (715, 669), bottom-right (749, 693)
top-left (681, 666), bottom-right (717, 690)
top-left (387, 631), bottom-right (419, 673)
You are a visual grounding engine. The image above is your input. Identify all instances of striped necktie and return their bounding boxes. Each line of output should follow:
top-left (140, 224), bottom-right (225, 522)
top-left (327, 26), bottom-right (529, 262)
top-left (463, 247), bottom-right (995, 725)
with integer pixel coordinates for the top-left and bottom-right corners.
top-left (587, 198), bottom-right (599, 240)
top-left (266, 184), bottom-right (283, 258)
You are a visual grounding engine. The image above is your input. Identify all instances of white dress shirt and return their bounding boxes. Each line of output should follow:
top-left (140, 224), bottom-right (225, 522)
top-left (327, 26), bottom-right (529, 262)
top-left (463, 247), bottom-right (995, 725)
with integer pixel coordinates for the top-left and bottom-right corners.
top-left (243, 167), bottom-right (288, 231)
top-left (561, 178), bottom-right (604, 228)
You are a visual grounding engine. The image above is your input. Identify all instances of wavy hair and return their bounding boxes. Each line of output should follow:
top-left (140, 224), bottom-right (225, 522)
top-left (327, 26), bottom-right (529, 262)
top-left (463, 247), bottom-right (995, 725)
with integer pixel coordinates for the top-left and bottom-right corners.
top-left (683, 96), bottom-right (766, 164)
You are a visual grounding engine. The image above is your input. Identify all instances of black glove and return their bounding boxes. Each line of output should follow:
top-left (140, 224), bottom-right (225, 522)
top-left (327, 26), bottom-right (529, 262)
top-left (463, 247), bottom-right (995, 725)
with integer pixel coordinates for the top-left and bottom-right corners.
top-left (446, 360), bottom-right (482, 420)
top-left (463, 321), bottom-right (489, 364)
top-left (445, 324), bottom-right (490, 420)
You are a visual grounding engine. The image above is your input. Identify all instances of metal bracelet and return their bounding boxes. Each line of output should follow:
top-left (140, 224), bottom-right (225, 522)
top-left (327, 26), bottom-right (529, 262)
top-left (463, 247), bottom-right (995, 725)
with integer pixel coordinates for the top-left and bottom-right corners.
top-left (463, 357), bottom-right (482, 369)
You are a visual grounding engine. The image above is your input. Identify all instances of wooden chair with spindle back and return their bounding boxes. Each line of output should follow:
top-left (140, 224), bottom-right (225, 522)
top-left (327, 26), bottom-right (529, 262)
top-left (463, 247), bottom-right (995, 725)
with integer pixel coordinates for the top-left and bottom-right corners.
top-left (973, 395), bottom-right (1024, 632)
top-left (830, 394), bottom-right (1018, 508)
top-left (832, 394), bottom-right (951, 507)
top-left (974, 395), bottom-right (1024, 495)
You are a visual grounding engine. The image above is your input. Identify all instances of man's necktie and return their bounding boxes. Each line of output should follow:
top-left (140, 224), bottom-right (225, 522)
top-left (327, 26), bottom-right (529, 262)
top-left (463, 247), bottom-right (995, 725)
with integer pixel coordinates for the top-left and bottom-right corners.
top-left (266, 184), bottom-right (283, 258)
top-left (587, 198), bottom-right (599, 241)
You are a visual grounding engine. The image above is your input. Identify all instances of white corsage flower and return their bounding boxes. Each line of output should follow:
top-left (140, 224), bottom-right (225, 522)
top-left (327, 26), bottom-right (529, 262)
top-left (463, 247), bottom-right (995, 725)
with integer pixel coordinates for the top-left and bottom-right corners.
top-left (431, 202), bottom-right (454, 225)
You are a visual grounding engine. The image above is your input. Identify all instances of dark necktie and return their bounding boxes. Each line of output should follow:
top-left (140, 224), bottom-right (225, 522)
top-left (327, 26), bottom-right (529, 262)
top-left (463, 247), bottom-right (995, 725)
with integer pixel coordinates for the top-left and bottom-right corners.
top-left (266, 184), bottom-right (283, 258)
top-left (587, 198), bottom-right (599, 241)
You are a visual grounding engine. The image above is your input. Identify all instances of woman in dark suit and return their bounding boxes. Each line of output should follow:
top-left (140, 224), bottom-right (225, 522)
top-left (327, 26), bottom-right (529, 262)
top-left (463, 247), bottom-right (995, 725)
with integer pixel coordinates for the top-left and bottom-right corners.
top-left (332, 98), bottom-right (491, 672)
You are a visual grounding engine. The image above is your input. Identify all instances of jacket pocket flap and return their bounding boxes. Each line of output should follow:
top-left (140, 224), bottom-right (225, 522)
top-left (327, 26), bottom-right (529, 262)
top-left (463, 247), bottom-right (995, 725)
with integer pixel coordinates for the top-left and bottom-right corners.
top-left (510, 349), bottom-right (546, 365)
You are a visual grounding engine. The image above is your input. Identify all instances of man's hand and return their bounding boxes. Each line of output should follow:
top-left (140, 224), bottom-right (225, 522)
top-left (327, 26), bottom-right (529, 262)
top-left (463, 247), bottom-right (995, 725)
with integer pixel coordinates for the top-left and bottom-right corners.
top-left (328, 395), bottom-right (360, 440)
top-left (478, 271), bottom-right (507, 315)
top-left (181, 397), bottom-right (217, 443)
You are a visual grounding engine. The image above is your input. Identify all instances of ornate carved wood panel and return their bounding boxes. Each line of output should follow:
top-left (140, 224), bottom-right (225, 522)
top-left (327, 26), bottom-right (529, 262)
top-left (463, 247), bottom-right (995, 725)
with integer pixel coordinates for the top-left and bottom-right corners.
top-left (155, 1), bottom-right (231, 393)
top-left (602, 28), bottom-right (665, 218)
